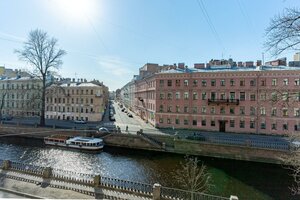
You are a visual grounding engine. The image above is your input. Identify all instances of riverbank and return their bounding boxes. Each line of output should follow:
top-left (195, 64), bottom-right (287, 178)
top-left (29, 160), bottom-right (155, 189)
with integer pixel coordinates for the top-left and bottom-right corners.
top-left (0, 125), bottom-right (291, 164)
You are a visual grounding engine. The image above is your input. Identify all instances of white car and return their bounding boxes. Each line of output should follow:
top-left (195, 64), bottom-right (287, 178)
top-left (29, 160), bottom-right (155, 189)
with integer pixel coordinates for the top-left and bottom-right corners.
top-left (97, 127), bottom-right (109, 133)
top-left (74, 119), bottom-right (86, 124)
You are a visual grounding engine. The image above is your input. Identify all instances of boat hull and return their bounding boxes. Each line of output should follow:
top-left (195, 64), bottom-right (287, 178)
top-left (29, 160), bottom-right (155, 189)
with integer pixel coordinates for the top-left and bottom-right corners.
top-left (44, 140), bottom-right (104, 151)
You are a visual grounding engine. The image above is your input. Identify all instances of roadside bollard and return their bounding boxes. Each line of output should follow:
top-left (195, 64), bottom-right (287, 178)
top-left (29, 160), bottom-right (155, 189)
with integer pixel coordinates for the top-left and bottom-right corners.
top-left (152, 183), bottom-right (161, 200)
top-left (2, 160), bottom-right (11, 170)
top-left (94, 175), bottom-right (101, 187)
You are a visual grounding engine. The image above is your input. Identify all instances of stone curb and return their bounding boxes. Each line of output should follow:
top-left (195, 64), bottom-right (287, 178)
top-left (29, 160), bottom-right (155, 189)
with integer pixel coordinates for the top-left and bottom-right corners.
top-left (0, 186), bottom-right (44, 199)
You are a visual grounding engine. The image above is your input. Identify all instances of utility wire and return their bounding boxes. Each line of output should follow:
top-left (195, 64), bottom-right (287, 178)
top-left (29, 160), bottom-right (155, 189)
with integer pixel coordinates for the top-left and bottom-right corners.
top-left (196, 0), bottom-right (226, 54)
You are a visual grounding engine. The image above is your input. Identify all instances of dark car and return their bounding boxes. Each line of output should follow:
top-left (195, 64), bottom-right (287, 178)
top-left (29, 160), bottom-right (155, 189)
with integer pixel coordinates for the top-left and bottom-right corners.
top-left (127, 113), bottom-right (133, 118)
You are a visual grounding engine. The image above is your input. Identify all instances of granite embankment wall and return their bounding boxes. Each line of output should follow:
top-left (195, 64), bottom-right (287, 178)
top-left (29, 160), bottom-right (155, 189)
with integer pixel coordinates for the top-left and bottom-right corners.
top-left (0, 126), bottom-right (290, 164)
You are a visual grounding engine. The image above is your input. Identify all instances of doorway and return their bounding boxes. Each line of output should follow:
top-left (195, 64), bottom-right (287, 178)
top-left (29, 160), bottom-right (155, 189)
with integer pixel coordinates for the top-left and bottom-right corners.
top-left (219, 120), bottom-right (226, 132)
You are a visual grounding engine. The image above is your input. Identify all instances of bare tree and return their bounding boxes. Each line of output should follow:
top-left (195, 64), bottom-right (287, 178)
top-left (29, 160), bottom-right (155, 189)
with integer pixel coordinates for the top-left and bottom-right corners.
top-left (15, 29), bottom-right (66, 126)
top-left (265, 8), bottom-right (300, 57)
top-left (172, 155), bottom-right (212, 194)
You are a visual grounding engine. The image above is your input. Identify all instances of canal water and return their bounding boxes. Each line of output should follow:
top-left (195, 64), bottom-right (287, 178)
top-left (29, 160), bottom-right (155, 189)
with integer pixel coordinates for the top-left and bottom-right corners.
top-left (0, 139), bottom-right (296, 200)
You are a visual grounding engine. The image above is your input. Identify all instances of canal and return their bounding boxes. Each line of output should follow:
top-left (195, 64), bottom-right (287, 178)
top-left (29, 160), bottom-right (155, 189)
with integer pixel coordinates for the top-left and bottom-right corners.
top-left (0, 139), bottom-right (296, 200)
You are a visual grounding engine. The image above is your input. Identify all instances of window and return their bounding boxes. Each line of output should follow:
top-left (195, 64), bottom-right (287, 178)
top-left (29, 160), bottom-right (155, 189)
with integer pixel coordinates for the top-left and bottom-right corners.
top-left (230, 79), bottom-right (235, 86)
top-left (193, 80), bottom-right (198, 87)
top-left (175, 118), bottom-right (180, 124)
top-left (201, 119), bottom-right (206, 126)
top-left (240, 92), bottom-right (245, 101)
top-left (260, 107), bottom-right (266, 116)
top-left (201, 106), bottom-right (206, 114)
top-left (202, 92), bottom-right (207, 100)
top-left (271, 92), bottom-right (277, 101)
top-left (167, 118), bottom-right (171, 124)
top-left (271, 108), bottom-right (277, 116)
top-left (250, 107), bottom-right (256, 115)
top-left (184, 106), bottom-right (188, 113)
top-left (167, 80), bottom-right (172, 87)
top-left (184, 80), bottom-right (188, 86)
top-left (193, 120), bottom-right (197, 126)
top-left (240, 79), bottom-right (245, 86)
top-left (283, 92), bottom-right (289, 101)
top-left (211, 80), bottom-right (216, 86)
top-left (220, 93), bottom-right (226, 100)
top-left (220, 80), bottom-right (225, 86)
top-left (283, 123), bottom-right (288, 130)
top-left (230, 92), bottom-right (235, 100)
top-left (283, 78), bottom-right (289, 86)
top-left (261, 122), bottom-right (266, 129)
top-left (202, 80), bottom-right (207, 87)
top-left (230, 107), bottom-right (235, 114)
top-left (260, 93), bottom-right (266, 101)
top-left (211, 120), bottom-right (215, 126)
top-left (167, 93), bottom-right (172, 100)
top-left (261, 80), bottom-right (266, 86)
top-left (192, 106), bottom-right (197, 113)
top-left (210, 107), bottom-right (215, 114)
top-left (220, 106), bottom-right (225, 114)
top-left (211, 92), bottom-right (216, 100)
top-left (295, 92), bottom-right (300, 101)
top-left (272, 78), bottom-right (277, 86)
top-left (175, 92), bottom-right (180, 99)
top-left (184, 119), bottom-right (188, 125)
top-left (294, 108), bottom-right (300, 117)
top-left (283, 108), bottom-right (288, 117)
top-left (167, 106), bottom-right (172, 112)
top-left (159, 93), bottom-right (164, 100)
top-left (240, 107), bottom-right (245, 115)
top-left (159, 80), bottom-right (164, 87)
top-left (184, 92), bottom-right (189, 100)
top-left (250, 120), bottom-right (255, 129)
top-left (176, 105), bottom-right (180, 113)
top-left (240, 120), bottom-right (245, 128)
top-left (159, 105), bottom-right (163, 112)
top-left (272, 123), bottom-right (277, 130)
top-left (175, 80), bottom-right (180, 87)
top-left (295, 79), bottom-right (300, 86)
top-left (250, 79), bottom-right (256, 86)
top-left (230, 120), bottom-right (235, 128)
top-left (193, 92), bottom-right (198, 100)
top-left (250, 94), bottom-right (256, 101)
top-left (295, 124), bottom-right (300, 131)
top-left (159, 118), bottom-right (163, 123)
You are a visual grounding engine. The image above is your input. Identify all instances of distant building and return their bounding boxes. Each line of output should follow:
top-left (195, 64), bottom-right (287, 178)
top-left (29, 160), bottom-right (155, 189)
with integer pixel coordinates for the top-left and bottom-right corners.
top-left (294, 52), bottom-right (300, 61)
top-left (45, 79), bottom-right (109, 122)
top-left (265, 58), bottom-right (287, 66)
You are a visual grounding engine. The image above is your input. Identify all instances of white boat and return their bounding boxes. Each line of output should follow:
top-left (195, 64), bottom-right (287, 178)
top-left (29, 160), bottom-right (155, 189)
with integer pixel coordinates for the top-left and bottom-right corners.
top-left (44, 135), bottom-right (104, 151)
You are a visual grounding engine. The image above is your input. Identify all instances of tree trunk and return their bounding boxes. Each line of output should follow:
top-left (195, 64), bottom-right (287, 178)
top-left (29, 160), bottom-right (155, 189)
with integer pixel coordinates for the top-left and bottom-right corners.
top-left (40, 75), bottom-right (46, 126)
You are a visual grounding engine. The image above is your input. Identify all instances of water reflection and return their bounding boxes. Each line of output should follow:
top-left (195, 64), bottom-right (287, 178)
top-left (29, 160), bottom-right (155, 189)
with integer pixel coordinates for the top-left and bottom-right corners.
top-left (0, 142), bottom-right (296, 199)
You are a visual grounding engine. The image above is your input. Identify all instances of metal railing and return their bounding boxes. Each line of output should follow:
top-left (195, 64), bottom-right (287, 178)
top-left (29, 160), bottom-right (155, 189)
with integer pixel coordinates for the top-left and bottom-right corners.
top-left (100, 176), bottom-right (153, 196)
top-left (10, 161), bottom-right (44, 175)
top-left (161, 186), bottom-right (229, 200)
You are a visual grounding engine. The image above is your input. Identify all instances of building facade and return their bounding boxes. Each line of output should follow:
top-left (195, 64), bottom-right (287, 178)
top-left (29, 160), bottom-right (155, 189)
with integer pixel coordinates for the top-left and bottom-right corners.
top-left (45, 80), bottom-right (109, 122)
top-left (123, 61), bottom-right (300, 136)
top-left (0, 76), bottom-right (42, 117)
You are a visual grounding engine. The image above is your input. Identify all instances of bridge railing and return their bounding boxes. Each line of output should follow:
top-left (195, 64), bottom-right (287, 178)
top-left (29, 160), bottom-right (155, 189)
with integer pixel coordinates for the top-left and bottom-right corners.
top-left (9, 161), bottom-right (45, 176)
top-left (51, 168), bottom-right (94, 185)
top-left (161, 186), bottom-right (230, 200)
top-left (100, 175), bottom-right (153, 196)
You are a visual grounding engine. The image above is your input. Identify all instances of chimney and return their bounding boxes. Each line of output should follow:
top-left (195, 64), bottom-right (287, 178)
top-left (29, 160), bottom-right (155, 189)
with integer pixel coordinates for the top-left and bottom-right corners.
top-left (72, 78), bottom-right (75, 82)
top-left (178, 63), bottom-right (185, 69)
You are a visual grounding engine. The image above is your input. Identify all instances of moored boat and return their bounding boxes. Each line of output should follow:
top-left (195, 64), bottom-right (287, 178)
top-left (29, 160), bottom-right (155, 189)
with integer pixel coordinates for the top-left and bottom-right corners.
top-left (44, 135), bottom-right (104, 150)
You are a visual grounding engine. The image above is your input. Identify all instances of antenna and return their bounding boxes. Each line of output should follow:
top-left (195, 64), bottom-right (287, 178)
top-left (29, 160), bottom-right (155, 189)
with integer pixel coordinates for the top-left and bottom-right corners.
top-left (262, 53), bottom-right (265, 65)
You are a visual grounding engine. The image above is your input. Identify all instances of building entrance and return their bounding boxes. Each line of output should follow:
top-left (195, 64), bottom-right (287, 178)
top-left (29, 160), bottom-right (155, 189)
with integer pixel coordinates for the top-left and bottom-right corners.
top-left (219, 120), bottom-right (226, 132)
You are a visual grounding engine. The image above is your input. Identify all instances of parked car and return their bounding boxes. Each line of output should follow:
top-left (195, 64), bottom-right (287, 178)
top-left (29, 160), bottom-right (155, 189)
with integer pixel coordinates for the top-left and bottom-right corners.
top-left (127, 113), bottom-right (133, 118)
top-left (74, 119), bottom-right (86, 124)
top-left (1, 115), bottom-right (13, 121)
top-left (97, 127), bottom-right (110, 133)
top-left (121, 108), bottom-right (125, 112)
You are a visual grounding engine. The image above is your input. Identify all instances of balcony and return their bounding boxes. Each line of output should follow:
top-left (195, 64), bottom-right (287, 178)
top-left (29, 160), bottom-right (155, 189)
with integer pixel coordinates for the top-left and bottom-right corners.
top-left (137, 97), bottom-right (144, 102)
top-left (95, 93), bottom-right (102, 97)
top-left (208, 98), bottom-right (239, 105)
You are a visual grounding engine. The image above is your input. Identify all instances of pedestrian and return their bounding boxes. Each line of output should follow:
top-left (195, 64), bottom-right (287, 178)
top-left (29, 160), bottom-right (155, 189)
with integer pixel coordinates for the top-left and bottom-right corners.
top-left (126, 125), bottom-right (128, 132)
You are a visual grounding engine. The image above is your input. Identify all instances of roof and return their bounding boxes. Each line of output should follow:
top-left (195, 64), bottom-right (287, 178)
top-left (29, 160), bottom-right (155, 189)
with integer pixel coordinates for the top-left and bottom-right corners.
top-left (60, 82), bottom-right (101, 87)
top-left (158, 65), bottom-right (300, 74)
top-left (67, 136), bottom-right (103, 143)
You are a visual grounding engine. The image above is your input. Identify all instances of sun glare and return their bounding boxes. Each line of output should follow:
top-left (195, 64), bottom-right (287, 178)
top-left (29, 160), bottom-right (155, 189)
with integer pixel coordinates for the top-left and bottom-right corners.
top-left (51, 0), bottom-right (97, 24)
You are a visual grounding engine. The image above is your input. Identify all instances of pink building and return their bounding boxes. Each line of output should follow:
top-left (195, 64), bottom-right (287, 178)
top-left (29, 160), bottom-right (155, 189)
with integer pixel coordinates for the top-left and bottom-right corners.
top-left (134, 65), bottom-right (300, 136)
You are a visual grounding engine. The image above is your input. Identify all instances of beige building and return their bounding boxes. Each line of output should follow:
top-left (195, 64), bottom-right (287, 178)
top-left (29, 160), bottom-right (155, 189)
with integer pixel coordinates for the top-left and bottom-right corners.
top-left (0, 76), bottom-right (42, 117)
top-left (45, 80), bottom-right (108, 122)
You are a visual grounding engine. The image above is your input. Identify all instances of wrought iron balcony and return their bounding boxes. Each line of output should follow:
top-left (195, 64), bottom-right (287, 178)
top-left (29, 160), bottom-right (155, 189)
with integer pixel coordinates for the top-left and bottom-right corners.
top-left (208, 98), bottom-right (239, 105)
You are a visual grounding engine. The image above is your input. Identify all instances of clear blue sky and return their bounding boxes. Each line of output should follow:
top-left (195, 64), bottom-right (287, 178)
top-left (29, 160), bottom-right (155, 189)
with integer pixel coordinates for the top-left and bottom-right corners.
top-left (0, 0), bottom-right (299, 90)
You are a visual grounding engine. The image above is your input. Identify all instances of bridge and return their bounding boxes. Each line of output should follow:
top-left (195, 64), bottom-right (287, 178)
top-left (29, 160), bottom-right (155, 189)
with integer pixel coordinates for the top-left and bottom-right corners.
top-left (0, 159), bottom-right (238, 200)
